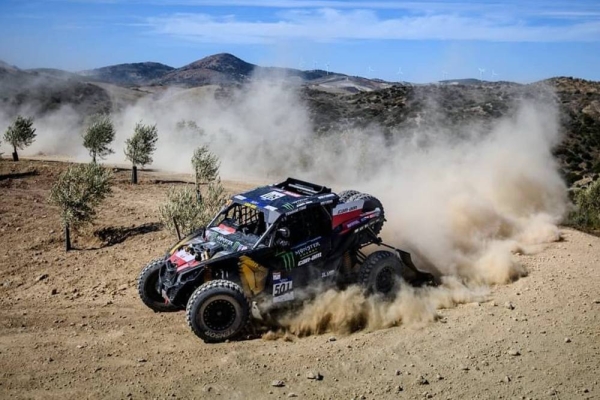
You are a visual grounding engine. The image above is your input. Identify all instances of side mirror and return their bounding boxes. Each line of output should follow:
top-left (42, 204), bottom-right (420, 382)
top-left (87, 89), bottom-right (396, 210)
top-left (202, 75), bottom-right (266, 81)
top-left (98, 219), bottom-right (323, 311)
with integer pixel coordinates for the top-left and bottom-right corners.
top-left (277, 227), bottom-right (290, 239)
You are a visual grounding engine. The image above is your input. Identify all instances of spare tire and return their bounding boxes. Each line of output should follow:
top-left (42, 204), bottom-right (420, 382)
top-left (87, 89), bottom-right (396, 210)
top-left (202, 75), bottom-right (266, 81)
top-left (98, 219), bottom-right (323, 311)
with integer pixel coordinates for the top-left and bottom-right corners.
top-left (347, 192), bottom-right (385, 235)
top-left (338, 190), bottom-right (360, 203)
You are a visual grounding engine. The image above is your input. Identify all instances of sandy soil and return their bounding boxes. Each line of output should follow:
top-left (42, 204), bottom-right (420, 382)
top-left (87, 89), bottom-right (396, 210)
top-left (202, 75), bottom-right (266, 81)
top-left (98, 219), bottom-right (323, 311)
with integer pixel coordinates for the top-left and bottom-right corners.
top-left (0, 160), bottom-right (598, 400)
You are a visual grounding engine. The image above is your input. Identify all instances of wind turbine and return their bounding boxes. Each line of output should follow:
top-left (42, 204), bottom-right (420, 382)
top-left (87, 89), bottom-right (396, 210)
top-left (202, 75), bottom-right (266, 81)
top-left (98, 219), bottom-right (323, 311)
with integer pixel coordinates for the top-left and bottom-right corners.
top-left (396, 67), bottom-right (404, 76)
top-left (367, 66), bottom-right (375, 79)
top-left (442, 70), bottom-right (449, 80)
top-left (478, 67), bottom-right (486, 80)
top-left (492, 70), bottom-right (499, 80)
top-left (324, 62), bottom-right (330, 75)
top-left (313, 60), bottom-right (318, 71)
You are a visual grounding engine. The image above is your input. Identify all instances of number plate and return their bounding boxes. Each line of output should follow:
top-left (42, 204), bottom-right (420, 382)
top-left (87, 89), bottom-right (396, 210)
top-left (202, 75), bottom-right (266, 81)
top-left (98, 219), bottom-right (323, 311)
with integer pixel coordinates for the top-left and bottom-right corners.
top-left (273, 279), bottom-right (294, 303)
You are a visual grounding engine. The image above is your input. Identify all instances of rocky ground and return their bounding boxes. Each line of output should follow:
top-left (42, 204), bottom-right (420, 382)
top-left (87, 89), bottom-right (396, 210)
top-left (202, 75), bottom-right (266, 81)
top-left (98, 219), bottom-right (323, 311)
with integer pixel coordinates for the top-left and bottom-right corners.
top-left (0, 160), bottom-right (599, 400)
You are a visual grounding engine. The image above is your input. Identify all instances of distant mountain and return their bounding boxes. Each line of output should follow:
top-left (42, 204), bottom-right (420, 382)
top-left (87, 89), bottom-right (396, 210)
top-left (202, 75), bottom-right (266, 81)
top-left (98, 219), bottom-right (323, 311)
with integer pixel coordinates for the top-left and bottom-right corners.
top-left (0, 60), bottom-right (19, 72)
top-left (27, 68), bottom-right (87, 81)
top-left (0, 64), bottom-right (111, 117)
top-left (153, 53), bottom-right (252, 86)
top-left (81, 62), bottom-right (175, 86)
top-left (153, 53), bottom-right (351, 88)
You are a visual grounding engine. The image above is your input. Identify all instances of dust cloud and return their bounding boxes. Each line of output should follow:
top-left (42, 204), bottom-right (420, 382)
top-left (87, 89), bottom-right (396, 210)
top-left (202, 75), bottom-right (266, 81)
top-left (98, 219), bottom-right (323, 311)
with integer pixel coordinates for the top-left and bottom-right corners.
top-left (0, 73), bottom-right (568, 336)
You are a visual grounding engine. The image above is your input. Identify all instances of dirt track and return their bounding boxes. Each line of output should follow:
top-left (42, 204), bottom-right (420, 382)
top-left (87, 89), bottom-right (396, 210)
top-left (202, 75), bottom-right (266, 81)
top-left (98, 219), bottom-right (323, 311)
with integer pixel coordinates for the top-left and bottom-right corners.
top-left (1, 160), bottom-right (599, 400)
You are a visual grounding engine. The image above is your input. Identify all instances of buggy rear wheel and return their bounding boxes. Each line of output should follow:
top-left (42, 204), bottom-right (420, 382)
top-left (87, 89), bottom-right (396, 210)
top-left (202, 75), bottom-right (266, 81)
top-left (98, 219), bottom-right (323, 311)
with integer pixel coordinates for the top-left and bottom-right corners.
top-left (186, 280), bottom-right (250, 343)
top-left (359, 251), bottom-right (403, 296)
top-left (137, 260), bottom-right (178, 312)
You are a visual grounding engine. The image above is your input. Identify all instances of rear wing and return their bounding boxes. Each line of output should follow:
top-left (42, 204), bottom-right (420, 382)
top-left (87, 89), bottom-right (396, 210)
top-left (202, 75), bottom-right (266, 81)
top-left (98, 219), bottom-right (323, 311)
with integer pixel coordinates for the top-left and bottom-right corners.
top-left (274, 178), bottom-right (331, 196)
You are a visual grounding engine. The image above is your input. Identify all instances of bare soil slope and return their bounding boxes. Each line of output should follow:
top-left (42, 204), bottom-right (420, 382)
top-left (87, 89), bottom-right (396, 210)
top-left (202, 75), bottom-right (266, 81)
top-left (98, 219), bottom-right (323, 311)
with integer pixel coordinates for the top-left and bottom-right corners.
top-left (0, 160), bottom-right (598, 400)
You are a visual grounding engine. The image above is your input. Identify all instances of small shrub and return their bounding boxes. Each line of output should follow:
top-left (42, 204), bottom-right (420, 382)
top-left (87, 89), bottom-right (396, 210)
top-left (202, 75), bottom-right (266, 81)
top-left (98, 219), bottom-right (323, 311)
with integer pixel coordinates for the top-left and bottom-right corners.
top-left (567, 179), bottom-right (600, 231)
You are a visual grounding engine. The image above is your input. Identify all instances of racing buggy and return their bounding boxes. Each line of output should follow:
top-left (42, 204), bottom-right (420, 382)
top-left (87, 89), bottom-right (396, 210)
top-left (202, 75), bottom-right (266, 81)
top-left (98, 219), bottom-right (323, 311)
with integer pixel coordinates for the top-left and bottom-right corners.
top-left (137, 178), bottom-right (434, 343)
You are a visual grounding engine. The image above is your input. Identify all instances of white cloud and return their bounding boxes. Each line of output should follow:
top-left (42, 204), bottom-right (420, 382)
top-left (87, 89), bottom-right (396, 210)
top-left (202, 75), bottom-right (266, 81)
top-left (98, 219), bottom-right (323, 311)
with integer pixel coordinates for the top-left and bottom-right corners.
top-left (146, 8), bottom-right (600, 43)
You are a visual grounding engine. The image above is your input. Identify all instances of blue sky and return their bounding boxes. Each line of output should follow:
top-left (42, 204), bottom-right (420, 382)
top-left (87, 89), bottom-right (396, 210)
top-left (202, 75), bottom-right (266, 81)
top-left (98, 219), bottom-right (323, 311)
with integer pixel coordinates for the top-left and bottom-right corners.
top-left (0, 0), bottom-right (599, 83)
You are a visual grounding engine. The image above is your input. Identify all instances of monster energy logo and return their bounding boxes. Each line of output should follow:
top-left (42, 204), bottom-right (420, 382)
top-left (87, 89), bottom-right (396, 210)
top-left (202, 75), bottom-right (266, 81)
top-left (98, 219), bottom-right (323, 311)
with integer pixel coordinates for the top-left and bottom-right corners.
top-left (282, 203), bottom-right (294, 211)
top-left (278, 251), bottom-right (295, 271)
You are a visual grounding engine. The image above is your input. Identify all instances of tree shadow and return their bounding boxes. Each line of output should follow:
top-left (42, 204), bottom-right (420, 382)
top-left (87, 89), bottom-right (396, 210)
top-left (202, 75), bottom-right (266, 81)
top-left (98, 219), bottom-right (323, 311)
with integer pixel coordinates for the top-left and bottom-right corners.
top-left (0, 170), bottom-right (38, 181)
top-left (94, 222), bottom-right (162, 247)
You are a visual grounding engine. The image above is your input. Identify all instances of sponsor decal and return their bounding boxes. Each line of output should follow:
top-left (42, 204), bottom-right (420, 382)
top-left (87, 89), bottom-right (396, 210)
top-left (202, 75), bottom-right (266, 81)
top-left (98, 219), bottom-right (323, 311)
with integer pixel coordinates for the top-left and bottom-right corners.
top-left (211, 224), bottom-right (235, 235)
top-left (215, 235), bottom-right (235, 247)
top-left (265, 205), bottom-right (278, 211)
top-left (321, 269), bottom-right (335, 278)
top-left (297, 252), bottom-right (322, 266)
top-left (273, 278), bottom-right (294, 303)
top-left (281, 203), bottom-right (294, 211)
top-left (260, 191), bottom-right (286, 201)
top-left (333, 204), bottom-right (360, 216)
top-left (277, 251), bottom-right (295, 271)
top-left (273, 272), bottom-right (281, 281)
top-left (293, 241), bottom-right (320, 257)
top-left (283, 190), bottom-right (302, 198)
top-left (294, 240), bottom-right (322, 266)
top-left (234, 195), bottom-right (246, 200)
top-left (244, 202), bottom-right (257, 209)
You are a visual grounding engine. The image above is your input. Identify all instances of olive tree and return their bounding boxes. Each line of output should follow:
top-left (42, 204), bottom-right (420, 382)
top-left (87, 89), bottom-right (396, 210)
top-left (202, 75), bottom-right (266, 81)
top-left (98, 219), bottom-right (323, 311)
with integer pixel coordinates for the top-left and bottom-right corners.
top-left (124, 122), bottom-right (158, 184)
top-left (191, 145), bottom-right (220, 201)
top-left (83, 115), bottom-right (115, 163)
top-left (4, 115), bottom-right (36, 161)
top-left (158, 180), bottom-right (227, 239)
top-left (49, 163), bottom-right (113, 251)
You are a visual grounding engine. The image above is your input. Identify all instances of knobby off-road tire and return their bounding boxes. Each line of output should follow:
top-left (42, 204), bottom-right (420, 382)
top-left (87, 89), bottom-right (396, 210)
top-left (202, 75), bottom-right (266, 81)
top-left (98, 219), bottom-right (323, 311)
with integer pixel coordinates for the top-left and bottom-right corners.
top-left (338, 190), bottom-right (360, 203)
top-left (186, 280), bottom-right (251, 343)
top-left (359, 251), bottom-right (403, 296)
top-left (347, 192), bottom-right (385, 235)
top-left (137, 259), bottom-right (178, 312)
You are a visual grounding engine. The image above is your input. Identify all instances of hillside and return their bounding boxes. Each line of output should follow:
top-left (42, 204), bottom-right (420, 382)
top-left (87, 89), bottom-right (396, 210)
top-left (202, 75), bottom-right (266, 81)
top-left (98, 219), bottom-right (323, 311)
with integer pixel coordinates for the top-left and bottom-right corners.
top-left (302, 79), bottom-right (600, 187)
top-left (80, 62), bottom-right (175, 86)
top-left (1, 55), bottom-right (598, 188)
top-left (0, 63), bottom-right (111, 118)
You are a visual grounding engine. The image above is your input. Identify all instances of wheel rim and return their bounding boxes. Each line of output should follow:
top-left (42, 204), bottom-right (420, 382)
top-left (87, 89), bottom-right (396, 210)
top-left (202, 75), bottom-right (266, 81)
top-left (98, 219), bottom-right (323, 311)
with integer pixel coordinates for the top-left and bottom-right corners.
top-left (375, 266), bottom-right (394, 294)
top-left (201, 298), bottom-right (237, 332)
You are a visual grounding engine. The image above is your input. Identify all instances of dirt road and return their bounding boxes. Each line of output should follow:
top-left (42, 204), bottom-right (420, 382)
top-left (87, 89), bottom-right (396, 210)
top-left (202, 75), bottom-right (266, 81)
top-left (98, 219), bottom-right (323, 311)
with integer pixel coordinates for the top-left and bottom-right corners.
top-left (0, 160), bottom-right (598, 399)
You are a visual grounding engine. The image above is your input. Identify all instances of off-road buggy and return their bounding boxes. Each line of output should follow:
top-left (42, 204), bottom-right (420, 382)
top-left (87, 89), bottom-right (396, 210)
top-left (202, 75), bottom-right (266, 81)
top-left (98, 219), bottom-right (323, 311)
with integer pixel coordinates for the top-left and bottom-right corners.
top-left (137, 178), bottom-right (434, 343)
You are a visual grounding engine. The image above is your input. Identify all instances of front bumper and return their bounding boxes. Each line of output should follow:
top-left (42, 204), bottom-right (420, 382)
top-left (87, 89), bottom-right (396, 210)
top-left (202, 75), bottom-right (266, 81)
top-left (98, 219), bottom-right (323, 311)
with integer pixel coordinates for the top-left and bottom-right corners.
top-left (158, 261), bottom-right (204, 307)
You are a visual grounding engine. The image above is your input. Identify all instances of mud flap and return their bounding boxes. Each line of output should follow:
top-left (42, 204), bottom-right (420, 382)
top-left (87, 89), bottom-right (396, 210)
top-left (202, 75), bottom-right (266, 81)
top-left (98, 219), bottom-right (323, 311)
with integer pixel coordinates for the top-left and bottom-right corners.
top-left (364, 227), bottom-right (438, 287)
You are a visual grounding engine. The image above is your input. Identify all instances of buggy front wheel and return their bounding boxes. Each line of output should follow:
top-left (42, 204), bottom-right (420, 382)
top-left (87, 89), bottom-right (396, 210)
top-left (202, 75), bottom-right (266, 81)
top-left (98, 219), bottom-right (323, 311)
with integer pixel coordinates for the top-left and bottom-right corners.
top-left (186, 280), bottom-right (250, 343)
